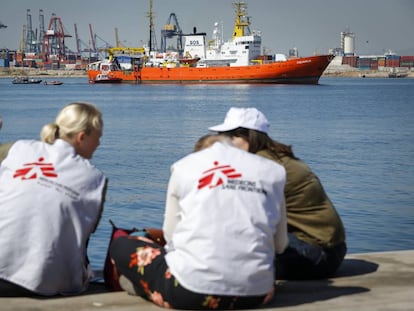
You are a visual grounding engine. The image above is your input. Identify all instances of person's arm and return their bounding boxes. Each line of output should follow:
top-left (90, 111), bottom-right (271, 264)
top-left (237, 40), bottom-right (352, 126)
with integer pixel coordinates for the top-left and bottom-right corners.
top-left (162, 170), bottom-right (181, 243)
top-left (274, 198), bottom-right (288, 254)
top-left (0, 142), bottom-right (14, 164)
top-left (92, 178), bottom-right (108, 233)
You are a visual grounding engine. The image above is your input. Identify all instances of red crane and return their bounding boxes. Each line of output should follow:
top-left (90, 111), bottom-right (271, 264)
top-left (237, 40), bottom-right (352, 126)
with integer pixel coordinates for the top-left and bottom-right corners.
top-left (42, 13), bottom-right (71, 63)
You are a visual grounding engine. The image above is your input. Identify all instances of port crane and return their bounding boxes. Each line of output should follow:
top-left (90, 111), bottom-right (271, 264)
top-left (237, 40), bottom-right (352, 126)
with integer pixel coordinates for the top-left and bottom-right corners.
top-left (160, 13), bottom-right (183, 53)
top-left (115, 27), bottom-right (124, 48)
top-left (74, 23), bottom-right (98, 57)
top-left (19, 9), bottom-right (44, 54)
top-left (25, 9), bottom-right (38, 53)
top-left (87, 23), bottom-right (114, 59)
top-left (42, 13), bottom-right (72, 62)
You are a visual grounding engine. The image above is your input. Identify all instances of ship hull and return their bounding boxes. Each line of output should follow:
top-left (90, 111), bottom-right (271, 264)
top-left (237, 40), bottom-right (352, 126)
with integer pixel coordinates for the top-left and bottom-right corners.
top-left (87, 55), bottom-right (333, 85)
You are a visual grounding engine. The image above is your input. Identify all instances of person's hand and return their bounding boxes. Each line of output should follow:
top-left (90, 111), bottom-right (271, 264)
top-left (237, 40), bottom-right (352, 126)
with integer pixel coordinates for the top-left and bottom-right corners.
top-left (262, 285), bottom-right (275, 305)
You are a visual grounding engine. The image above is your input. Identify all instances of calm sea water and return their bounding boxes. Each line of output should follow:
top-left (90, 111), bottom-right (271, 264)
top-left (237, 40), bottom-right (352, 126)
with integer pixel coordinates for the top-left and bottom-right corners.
top-left (1, 77), bottom-right (413, 271)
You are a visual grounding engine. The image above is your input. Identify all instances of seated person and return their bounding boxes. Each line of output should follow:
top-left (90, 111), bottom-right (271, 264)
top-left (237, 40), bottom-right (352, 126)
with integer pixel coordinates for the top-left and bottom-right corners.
top-left (110, 134), bottom-right (288, 309)
top-left (209, 107), bottom-right (347, 280)
top-left (0, 102), bottom-right (107, 296)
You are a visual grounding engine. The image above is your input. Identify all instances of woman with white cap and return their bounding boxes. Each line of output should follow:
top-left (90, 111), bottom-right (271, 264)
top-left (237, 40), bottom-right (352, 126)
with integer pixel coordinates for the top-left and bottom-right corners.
top-left (209, 107), bottom-right (347, 280)
top-left (110, 134), bottom-right (288, 309)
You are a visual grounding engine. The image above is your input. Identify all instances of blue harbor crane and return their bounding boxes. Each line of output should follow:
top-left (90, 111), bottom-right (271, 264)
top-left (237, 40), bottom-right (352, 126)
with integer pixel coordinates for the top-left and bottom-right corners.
top-left (160, 13), bottom-right (183, 53)
top-left (25, 9), bottom-right (38, 53)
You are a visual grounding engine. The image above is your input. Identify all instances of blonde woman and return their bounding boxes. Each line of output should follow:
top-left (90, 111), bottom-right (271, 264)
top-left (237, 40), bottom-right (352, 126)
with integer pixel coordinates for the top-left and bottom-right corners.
top-left (0, 102), bottom-right (107, 296)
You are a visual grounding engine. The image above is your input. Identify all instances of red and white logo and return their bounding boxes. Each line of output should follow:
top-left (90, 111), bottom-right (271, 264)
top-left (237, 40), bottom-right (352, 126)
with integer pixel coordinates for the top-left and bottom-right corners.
top-left (198, 161), bottom-right (242, 189)
top-left (13, 157), bottom-right (58, 180)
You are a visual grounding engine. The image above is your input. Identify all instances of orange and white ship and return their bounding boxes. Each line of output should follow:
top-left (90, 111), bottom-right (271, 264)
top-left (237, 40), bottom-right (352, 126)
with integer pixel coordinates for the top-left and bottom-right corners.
top-left (87, 1), bottom-right (333, 84)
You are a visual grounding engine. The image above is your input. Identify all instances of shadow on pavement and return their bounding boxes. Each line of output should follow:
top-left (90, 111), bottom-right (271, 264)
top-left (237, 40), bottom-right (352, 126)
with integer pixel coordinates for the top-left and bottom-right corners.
top-left (334, 258), bottom-right (379, 277)
top-left (265, 258), bottom-right (378, 308)
top-left (270, 280), bottom-right (369, 308)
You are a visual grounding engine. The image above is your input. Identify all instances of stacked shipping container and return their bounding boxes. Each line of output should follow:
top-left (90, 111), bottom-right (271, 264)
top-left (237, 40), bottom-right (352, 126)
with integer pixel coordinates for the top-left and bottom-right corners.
top-left (385, 54), bottom-right (400, 67)
top-left (358, 57), bottom-right (372, 70)
top-left (0, 49), bottom-right (12, 68)
top-left (342, 55), bottom-right (358, 67)
top-left (400, 56), bottom-right (414, 68)
top-left (342, 55), bottom-right (413, 69)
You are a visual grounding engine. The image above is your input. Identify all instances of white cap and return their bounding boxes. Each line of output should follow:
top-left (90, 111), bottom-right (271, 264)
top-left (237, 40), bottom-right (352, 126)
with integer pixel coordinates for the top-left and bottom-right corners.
top-left (209, 107), bottom-right (269, 133)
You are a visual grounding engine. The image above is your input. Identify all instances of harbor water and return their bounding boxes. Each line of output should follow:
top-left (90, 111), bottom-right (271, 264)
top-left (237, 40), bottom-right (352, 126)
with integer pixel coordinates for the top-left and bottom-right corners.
top-left (1, 77), bottom-right (413, 271)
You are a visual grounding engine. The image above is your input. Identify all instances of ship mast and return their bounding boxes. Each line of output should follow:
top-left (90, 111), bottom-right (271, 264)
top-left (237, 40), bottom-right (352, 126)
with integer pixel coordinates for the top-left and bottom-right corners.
top-left (232, 1), bottom-right (251, 39)
top-left (147, 0), bottom-right (158, 51)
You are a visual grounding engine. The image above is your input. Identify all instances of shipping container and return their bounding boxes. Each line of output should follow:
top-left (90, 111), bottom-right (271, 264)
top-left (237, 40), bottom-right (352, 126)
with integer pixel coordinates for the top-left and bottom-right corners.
top-left (358, 58), bottom-right (371, 65)
top-left (43, 63), bottom-right (52, 70)
top-left (0, 50), bottom-right (8, 60)
top-left (385, 59), bottom-right (400, 67)
top-left (16, 52), bottom-right (23, 62)
top-left (342, 56), bottom-right (358, 67)
top-left (0, 58), bottom-right (9, 67)
top-left (378, 58), bottom-right (386, 67)
top-left (22, 59), bottom-right (37, 68)
top-left (385, 54), bottom-right (400, 60)
top-left (400, 62), bottom-right (414, 68)
top-left (400, 55), bottom-right (414, 62)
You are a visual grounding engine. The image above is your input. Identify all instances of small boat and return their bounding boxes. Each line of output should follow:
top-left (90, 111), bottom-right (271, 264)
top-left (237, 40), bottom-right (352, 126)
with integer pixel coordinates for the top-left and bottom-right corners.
top-left (178, 52), bottom-right (201, 67)
top-left (178, 57), bottom-right (201, 66)
top-left (388, 68), bottom-right (408, 78)
top-left (91, 73), bottom-right (123, 84)
top-left (12, 77), bottom-right (42, 84)
top-left (44, 80), bottom-right (63, 85)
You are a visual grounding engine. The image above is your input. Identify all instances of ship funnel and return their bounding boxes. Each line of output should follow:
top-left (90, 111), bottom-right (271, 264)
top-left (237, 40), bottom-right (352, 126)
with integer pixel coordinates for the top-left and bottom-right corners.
top-left (193, 27), bottom-right (197, 34)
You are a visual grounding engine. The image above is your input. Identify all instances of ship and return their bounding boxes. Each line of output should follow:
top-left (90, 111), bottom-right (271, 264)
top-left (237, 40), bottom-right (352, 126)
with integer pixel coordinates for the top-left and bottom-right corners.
top-left (12, 77), bottom-right (42, 84)
top-left (87, 1), bottom-right (333, 84)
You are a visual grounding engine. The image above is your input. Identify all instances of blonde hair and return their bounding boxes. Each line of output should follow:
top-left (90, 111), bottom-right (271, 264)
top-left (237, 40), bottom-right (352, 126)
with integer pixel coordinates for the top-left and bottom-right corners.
top-left (193, 134), bottom-right (232, 152)
top-left (41, 102), bottom-right (103, 144)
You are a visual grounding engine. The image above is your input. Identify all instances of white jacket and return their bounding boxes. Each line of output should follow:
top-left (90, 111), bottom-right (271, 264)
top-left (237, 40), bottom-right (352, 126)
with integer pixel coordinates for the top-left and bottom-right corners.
top-left (0, 139), bottom-right (106, 295)
top-left (163, 141), bottom-right (287, 296)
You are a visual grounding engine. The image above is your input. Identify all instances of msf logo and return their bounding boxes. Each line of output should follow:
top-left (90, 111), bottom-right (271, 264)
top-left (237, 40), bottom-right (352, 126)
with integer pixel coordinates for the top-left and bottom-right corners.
top-left (13, 157), bottom-right (58, 180)
top-left (198, 161), bottom-right (242, 189)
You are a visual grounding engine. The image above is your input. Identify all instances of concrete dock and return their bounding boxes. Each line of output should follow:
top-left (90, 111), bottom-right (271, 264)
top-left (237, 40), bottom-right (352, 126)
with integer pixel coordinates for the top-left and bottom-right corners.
top-left (1, 250), bottom-right (413, 310)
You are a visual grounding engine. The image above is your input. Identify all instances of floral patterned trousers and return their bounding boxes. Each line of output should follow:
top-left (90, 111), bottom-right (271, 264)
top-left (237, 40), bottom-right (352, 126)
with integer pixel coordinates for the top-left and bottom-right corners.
top-left (110, 236), bottom-right (265, 309)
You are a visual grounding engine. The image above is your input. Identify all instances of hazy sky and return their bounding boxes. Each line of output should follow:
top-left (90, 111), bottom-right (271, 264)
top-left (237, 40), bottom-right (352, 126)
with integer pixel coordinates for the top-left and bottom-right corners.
top-left (1, 0), bottom-right (413, 56)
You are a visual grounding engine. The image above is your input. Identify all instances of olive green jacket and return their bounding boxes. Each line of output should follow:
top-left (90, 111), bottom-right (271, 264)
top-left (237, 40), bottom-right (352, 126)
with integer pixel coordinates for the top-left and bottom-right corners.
top-left (0, 142), bottom-right (14, 163)
top-left (257, 149), bottom-right (346, 248)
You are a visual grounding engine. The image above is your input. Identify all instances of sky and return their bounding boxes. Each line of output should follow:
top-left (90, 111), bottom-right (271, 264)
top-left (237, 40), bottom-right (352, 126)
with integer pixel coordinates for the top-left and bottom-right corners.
top-left (1, 0), bottom-right (414, 57)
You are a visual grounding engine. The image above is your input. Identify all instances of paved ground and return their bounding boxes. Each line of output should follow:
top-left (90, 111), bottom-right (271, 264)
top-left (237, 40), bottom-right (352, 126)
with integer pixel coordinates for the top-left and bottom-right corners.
top-left (1, 250), bottom-right (413, 310)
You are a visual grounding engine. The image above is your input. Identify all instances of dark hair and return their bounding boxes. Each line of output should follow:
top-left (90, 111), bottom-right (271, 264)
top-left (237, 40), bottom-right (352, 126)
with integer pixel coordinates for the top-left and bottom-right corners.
top-left (193, 134), bottom-right (230, 152)
top-left (221, 127), bottom-right (297, 160)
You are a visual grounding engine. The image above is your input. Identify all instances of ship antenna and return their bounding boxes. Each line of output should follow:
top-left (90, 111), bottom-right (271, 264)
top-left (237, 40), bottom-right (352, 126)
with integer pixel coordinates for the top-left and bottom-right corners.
top-left (232, 1), bottom-right (250, 39)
